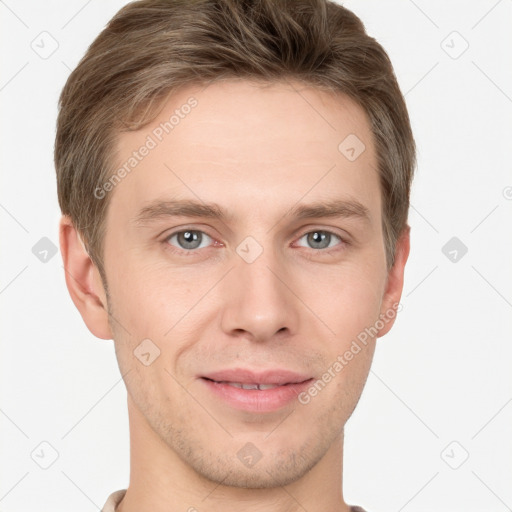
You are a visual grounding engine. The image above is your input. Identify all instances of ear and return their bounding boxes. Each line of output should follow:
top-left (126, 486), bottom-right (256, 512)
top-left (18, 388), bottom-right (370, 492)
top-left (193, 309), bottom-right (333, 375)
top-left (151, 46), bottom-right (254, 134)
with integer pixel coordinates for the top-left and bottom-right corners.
top-left (59, 215), bottom-right (113, 340)
top-left (376, 225), bottom-right (411, 338)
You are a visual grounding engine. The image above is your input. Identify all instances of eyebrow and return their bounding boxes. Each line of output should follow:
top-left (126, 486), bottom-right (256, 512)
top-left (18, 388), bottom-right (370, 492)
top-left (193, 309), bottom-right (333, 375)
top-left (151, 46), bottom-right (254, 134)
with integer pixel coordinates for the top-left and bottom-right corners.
top-left (134, 199), bottom-right (229, 226)
top-left (288, 199), bottom-right (371, 223)
top-left (133, 198), bottom-right (371, 226)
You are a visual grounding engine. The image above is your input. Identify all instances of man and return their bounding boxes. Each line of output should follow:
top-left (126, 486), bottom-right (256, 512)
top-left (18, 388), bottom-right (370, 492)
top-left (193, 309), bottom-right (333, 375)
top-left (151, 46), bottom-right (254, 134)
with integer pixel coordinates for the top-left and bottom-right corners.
top-left (55, 0), bottom-right (415, 510)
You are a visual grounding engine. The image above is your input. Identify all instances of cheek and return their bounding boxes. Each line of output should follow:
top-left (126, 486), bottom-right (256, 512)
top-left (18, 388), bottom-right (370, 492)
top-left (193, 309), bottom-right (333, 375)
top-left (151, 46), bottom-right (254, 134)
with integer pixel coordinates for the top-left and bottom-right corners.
top-left (302, 262), bottom-right (386, 339)
top-left (106, 260), bottom-right (213, 389)
top-left (106, 254), bottom-right (195, 337)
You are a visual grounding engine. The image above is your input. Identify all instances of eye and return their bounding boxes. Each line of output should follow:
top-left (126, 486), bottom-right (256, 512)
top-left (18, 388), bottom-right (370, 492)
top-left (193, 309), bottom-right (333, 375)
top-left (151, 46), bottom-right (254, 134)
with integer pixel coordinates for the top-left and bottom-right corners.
top-left (296, 230), bottom-right (343, 250)
top-left (166, 230), bottom-right (213, 251)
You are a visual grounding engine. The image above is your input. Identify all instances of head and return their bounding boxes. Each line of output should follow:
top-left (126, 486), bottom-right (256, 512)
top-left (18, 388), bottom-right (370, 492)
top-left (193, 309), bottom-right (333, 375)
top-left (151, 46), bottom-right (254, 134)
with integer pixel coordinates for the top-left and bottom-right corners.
top-left (56, 0), bottom-right (414, 490)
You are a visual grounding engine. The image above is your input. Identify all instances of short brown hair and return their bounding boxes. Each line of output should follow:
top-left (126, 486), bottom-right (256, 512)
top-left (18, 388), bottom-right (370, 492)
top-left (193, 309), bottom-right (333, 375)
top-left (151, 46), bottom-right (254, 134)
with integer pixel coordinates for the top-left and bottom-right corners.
top-left (55, 0), bottom-right (415, 278)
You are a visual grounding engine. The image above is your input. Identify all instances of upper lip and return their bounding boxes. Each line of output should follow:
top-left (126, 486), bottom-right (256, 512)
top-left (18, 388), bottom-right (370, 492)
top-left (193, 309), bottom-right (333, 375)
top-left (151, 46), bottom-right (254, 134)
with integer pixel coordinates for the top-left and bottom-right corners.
top-left (201, 368), bottom-right (312, 386)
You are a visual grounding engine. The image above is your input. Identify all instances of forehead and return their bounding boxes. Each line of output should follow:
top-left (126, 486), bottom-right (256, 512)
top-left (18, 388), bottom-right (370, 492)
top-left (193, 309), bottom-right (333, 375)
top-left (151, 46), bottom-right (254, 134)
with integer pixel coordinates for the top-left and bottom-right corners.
top-left (110, 79), bottom-right (380, 226)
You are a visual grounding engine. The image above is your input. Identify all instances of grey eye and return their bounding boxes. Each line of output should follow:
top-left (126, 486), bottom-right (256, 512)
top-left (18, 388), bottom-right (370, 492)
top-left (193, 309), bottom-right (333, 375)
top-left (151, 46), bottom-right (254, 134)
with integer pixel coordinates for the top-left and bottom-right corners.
top-left (297, 231), bottom-right (341, 250)
top-left (167, 230), bottom-right (212, 250)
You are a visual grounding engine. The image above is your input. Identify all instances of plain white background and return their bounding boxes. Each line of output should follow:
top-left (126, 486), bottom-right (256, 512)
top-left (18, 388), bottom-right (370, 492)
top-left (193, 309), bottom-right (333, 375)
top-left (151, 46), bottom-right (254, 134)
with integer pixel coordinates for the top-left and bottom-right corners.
top-left (1, 1), bottom-right (511, 511)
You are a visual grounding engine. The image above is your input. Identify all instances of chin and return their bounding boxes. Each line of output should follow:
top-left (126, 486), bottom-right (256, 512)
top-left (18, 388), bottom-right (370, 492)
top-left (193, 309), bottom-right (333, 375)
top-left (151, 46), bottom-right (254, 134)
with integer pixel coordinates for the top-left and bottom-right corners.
top-left (184, 440), bottom-right (325, 489)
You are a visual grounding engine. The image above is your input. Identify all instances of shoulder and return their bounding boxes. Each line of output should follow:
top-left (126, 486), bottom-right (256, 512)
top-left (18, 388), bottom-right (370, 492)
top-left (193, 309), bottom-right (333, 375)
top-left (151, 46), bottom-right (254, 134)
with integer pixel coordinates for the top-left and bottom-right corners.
top-left (101, 489), bottom-right (127, 512)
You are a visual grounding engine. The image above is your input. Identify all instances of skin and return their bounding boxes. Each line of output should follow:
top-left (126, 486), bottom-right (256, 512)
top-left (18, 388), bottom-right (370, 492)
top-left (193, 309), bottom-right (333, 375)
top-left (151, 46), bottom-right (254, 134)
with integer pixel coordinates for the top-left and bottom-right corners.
top-left (60, 79), bottom-right (410, 512)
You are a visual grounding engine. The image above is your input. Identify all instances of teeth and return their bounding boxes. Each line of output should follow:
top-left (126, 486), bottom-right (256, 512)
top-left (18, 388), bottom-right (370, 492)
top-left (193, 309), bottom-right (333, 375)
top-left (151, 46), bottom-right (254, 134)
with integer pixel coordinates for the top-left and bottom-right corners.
top-left (223, 382), bottom-right (279, 390)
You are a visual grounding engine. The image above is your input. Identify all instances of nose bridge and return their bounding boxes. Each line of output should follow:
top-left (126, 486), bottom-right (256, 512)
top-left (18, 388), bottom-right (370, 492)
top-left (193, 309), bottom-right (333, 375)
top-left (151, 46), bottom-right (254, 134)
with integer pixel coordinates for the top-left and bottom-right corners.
top-left (219, 238), bottom-right (299, 341)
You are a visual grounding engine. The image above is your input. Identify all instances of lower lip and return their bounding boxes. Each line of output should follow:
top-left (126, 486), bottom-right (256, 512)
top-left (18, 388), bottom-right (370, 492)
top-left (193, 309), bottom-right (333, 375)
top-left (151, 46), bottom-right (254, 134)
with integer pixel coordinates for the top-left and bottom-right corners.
top-left (201, 378), bottom-right (313, 413)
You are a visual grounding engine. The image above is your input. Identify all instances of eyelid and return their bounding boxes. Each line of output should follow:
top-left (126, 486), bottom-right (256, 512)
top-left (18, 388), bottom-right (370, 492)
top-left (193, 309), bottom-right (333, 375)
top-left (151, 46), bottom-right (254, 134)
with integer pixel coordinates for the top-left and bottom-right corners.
top-left (294, 225), bottom-right (350, 243)
top-left (167, 229), bottom-right (212, 242)
top-left (161, 224), bottom-right (217, 241)
top-left (163, 227), bottom-right (217, 251)
top-left (293, 228), bottom-right (347, 252)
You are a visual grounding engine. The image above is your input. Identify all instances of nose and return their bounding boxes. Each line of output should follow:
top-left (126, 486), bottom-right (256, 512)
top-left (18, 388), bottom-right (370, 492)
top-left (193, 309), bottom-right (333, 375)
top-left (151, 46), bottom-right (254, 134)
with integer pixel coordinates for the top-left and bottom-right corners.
top-left (219, 245), bottom-right (300, 342)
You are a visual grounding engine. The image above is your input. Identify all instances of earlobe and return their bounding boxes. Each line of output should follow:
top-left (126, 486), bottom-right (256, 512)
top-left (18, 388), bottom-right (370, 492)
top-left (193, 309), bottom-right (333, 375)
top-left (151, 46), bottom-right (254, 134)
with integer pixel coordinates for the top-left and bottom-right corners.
top-left (59, 215), bottom-right (113, 340)
top-left (377, 225), bottom-right (411, 338)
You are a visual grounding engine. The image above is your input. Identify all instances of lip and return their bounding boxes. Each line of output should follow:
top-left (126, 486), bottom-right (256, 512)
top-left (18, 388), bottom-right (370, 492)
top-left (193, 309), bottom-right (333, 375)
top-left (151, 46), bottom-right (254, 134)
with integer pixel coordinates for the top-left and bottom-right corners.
top-left (199, 368), bottom-right (313, 413)
top-left (201, 368), bottom-right (312, 386)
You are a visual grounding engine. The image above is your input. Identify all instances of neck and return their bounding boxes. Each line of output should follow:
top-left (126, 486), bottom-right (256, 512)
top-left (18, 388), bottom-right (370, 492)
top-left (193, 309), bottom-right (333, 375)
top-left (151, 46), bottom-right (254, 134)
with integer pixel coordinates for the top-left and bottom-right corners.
top-left (117, 394), bottom-right (352, 512)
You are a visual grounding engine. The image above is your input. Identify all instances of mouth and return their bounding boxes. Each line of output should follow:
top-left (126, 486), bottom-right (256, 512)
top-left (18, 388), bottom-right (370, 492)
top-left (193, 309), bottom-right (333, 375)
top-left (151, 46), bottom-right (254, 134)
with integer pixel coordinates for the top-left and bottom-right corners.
top-left (201, 377), bottom-right (309, 390)
top-left (200, 367), bottom-right (313, 386)
top-left (199, 369), bottom-right (314, 412)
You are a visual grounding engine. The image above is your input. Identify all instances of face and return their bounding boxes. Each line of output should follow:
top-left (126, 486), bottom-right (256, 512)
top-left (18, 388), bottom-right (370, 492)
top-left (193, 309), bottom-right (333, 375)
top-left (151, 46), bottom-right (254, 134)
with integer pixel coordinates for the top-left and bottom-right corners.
top-left (91, 80), bottom-right (405, 488)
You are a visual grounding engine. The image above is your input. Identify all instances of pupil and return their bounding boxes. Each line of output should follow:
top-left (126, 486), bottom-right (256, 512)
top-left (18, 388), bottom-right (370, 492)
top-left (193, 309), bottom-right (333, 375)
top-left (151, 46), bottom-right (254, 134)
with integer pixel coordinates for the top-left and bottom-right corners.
top-left (309, 231), bottom-right (329, 249)
top-left (180, 231), bottom-right (201, 249)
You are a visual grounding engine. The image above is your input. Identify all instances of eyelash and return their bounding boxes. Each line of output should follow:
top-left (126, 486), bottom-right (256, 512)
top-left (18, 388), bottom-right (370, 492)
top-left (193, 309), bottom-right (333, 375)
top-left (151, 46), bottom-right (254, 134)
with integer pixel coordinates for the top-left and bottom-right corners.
top-left (163, 228), bottom-right (348, 256)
